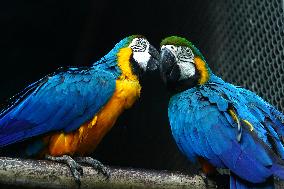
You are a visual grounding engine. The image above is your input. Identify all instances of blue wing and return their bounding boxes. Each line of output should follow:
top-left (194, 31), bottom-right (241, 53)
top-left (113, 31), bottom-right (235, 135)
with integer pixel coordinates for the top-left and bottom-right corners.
top-left (0, 68), bottom-right (116, 147)
top-left (169, 77), bottom-right (284, 184)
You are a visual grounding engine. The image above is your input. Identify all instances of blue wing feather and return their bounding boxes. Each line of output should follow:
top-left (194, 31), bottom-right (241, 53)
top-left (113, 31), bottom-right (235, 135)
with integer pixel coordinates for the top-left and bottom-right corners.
top-left (169, 75), bottom-right (284, 184)
top-left (0, 68), bottom-right (116, 147)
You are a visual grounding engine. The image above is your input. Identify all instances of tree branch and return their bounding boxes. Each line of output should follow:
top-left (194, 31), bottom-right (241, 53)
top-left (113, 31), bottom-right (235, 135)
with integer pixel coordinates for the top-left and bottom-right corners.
top-left (0, 157), bottom-right (207, 189)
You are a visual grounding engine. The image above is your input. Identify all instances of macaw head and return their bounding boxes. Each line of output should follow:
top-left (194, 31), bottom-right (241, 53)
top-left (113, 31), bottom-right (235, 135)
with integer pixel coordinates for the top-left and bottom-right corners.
top-left (125, 35), bottom-right (159, 75)
top-left (160, 36), bottom-right (211, 92)
top-left (97, 35), bottom-right (159, 79)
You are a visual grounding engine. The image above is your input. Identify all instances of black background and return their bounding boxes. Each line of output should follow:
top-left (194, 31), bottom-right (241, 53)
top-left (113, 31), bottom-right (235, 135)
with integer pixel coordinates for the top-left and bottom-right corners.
top-left (0, 0), bottom-right (222, 180)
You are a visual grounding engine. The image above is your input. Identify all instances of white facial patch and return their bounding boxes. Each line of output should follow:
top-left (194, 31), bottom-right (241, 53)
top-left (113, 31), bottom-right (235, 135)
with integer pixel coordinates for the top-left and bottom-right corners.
top-left (162, 45), bottom-right (195, 80)
top-left (129, 38), bottom-right (151, 71)
top-left (178, 61), bottom-right (195, 80)
top-left (132, 52), bottom-right (151, 71)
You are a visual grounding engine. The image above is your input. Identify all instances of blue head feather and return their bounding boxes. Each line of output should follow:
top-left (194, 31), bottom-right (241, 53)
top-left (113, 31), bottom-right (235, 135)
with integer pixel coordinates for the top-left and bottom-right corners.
top-left (93, 36), bottom-right (140, 78)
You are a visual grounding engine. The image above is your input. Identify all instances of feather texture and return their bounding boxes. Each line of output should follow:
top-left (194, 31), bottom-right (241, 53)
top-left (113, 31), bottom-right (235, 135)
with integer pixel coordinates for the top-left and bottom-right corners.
top-left (169, 74), bottom-right (284, 186)
top-left (0, 68), bottom-right (116, 147)
top-left (0, 36), bottom-right (144, 158)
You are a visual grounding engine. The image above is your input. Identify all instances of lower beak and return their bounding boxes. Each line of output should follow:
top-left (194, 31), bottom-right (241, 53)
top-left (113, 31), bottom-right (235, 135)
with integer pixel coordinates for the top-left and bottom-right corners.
top-left (146, 45), bottom-right (160, 71)
top-left (160, 48), bottom-right (176, 83)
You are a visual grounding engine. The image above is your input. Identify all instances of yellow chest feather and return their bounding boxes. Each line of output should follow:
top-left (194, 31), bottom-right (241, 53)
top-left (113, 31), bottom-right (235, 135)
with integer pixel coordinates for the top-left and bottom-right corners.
top-left (45, 47), bottom-right (141, 156)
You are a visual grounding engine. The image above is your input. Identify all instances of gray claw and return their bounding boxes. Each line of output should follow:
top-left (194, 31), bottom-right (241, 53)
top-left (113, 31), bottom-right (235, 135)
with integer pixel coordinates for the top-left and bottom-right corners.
top-left (45, 155), bottom-right (84, 186)
top-left (74, 157), bottom-right (110, 179)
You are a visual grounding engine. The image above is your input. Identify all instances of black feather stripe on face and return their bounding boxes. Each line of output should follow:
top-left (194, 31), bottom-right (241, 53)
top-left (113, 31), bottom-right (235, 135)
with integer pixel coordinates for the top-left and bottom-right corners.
top-left (167, 64), bottom-right (200, 94)
top-left (160, 47), bottom-right (200, 93)
top-left (130, 55), bottom-right (143, 78)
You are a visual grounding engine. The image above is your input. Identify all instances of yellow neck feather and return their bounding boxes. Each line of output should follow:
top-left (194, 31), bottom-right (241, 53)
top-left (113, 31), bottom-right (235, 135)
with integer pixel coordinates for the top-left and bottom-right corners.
top-left (194, 57), bottom-right (209, 85)
top-left (117, 47), bottom-right (139, 81)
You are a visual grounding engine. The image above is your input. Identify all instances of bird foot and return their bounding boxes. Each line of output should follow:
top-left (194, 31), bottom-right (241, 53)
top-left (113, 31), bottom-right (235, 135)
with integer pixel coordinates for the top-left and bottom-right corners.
top-left (45, 155), bottom-right (83, 186)
top-left (74, 156), bottom-right (110, 179)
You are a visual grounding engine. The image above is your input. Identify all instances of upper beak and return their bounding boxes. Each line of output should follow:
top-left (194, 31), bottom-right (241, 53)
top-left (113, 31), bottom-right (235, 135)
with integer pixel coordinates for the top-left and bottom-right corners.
top-left (160, 47), bottom-right (176, 83)
top-left (146, 45), bottom-right (160, 71)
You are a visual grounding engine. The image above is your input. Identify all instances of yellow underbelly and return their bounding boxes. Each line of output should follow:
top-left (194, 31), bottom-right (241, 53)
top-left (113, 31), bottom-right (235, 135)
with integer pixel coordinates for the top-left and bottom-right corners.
top-left (43, 79), bottom-right (141, 156)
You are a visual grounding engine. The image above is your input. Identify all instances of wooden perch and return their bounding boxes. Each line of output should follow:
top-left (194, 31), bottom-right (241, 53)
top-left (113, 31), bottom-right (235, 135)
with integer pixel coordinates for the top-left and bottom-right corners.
top-left (0, 157), bottom-right (207, 189)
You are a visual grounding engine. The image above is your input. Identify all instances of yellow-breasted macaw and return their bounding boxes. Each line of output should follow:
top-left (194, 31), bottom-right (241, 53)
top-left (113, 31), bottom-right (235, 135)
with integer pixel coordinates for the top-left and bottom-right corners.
top-left (159, 36), bottom-right (284, 189)
top-left (0, 35), bottom-right (159, 183)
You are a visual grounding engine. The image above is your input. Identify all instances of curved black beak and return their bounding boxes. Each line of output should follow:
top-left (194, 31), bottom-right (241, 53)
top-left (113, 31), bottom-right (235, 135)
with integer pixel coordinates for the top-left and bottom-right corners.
top-left (146, 45), bottom-right (160, 71)
top-left (160, 48), bottom-right (178, 84)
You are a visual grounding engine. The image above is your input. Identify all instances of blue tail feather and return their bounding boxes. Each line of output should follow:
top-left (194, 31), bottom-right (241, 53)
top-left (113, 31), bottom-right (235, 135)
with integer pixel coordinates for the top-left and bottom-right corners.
top-left (271, 163), bottom-right (284, 180)
top-left (230, 175), bottom-right (274, 189)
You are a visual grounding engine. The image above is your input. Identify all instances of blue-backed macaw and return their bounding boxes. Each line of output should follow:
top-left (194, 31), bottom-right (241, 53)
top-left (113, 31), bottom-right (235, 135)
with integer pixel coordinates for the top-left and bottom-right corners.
top-left (159, 36), bottom-right (284, 189)
top-left (0, 35), bottom-right (159, 183)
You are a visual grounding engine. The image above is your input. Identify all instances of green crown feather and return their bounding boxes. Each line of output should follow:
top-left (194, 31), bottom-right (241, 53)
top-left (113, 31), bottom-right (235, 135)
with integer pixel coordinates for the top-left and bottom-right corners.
top-left (160, 36), bottom-right (192, 47)
top-left (160, 36), bottom-right (205, 61)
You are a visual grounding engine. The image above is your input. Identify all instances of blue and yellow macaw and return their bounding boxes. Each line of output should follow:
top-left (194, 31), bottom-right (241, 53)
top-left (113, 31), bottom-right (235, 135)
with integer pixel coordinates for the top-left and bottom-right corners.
top-left (0, 35), bottom-right (159, 183)
top-left (159, 36), bottom-right (284, 189)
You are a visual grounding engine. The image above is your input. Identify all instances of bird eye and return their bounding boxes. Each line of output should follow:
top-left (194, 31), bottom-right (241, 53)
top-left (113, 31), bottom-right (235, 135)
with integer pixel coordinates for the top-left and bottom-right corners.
top-left (185, 48), bottom-right (193, 56)
top-left (130, 38), bottom-right (148, 52)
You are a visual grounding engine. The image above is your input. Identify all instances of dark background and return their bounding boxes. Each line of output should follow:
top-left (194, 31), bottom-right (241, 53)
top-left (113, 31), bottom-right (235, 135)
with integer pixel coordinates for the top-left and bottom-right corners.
top-left (1, 0), bottom-right (284, 188)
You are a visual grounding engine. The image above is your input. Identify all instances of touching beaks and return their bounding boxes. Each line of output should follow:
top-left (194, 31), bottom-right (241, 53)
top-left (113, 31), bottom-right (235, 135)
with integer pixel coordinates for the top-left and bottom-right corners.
top-left (159, 47), bottom-right (176, 83)
top-left (146, 45), bottom-right (160, 71)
